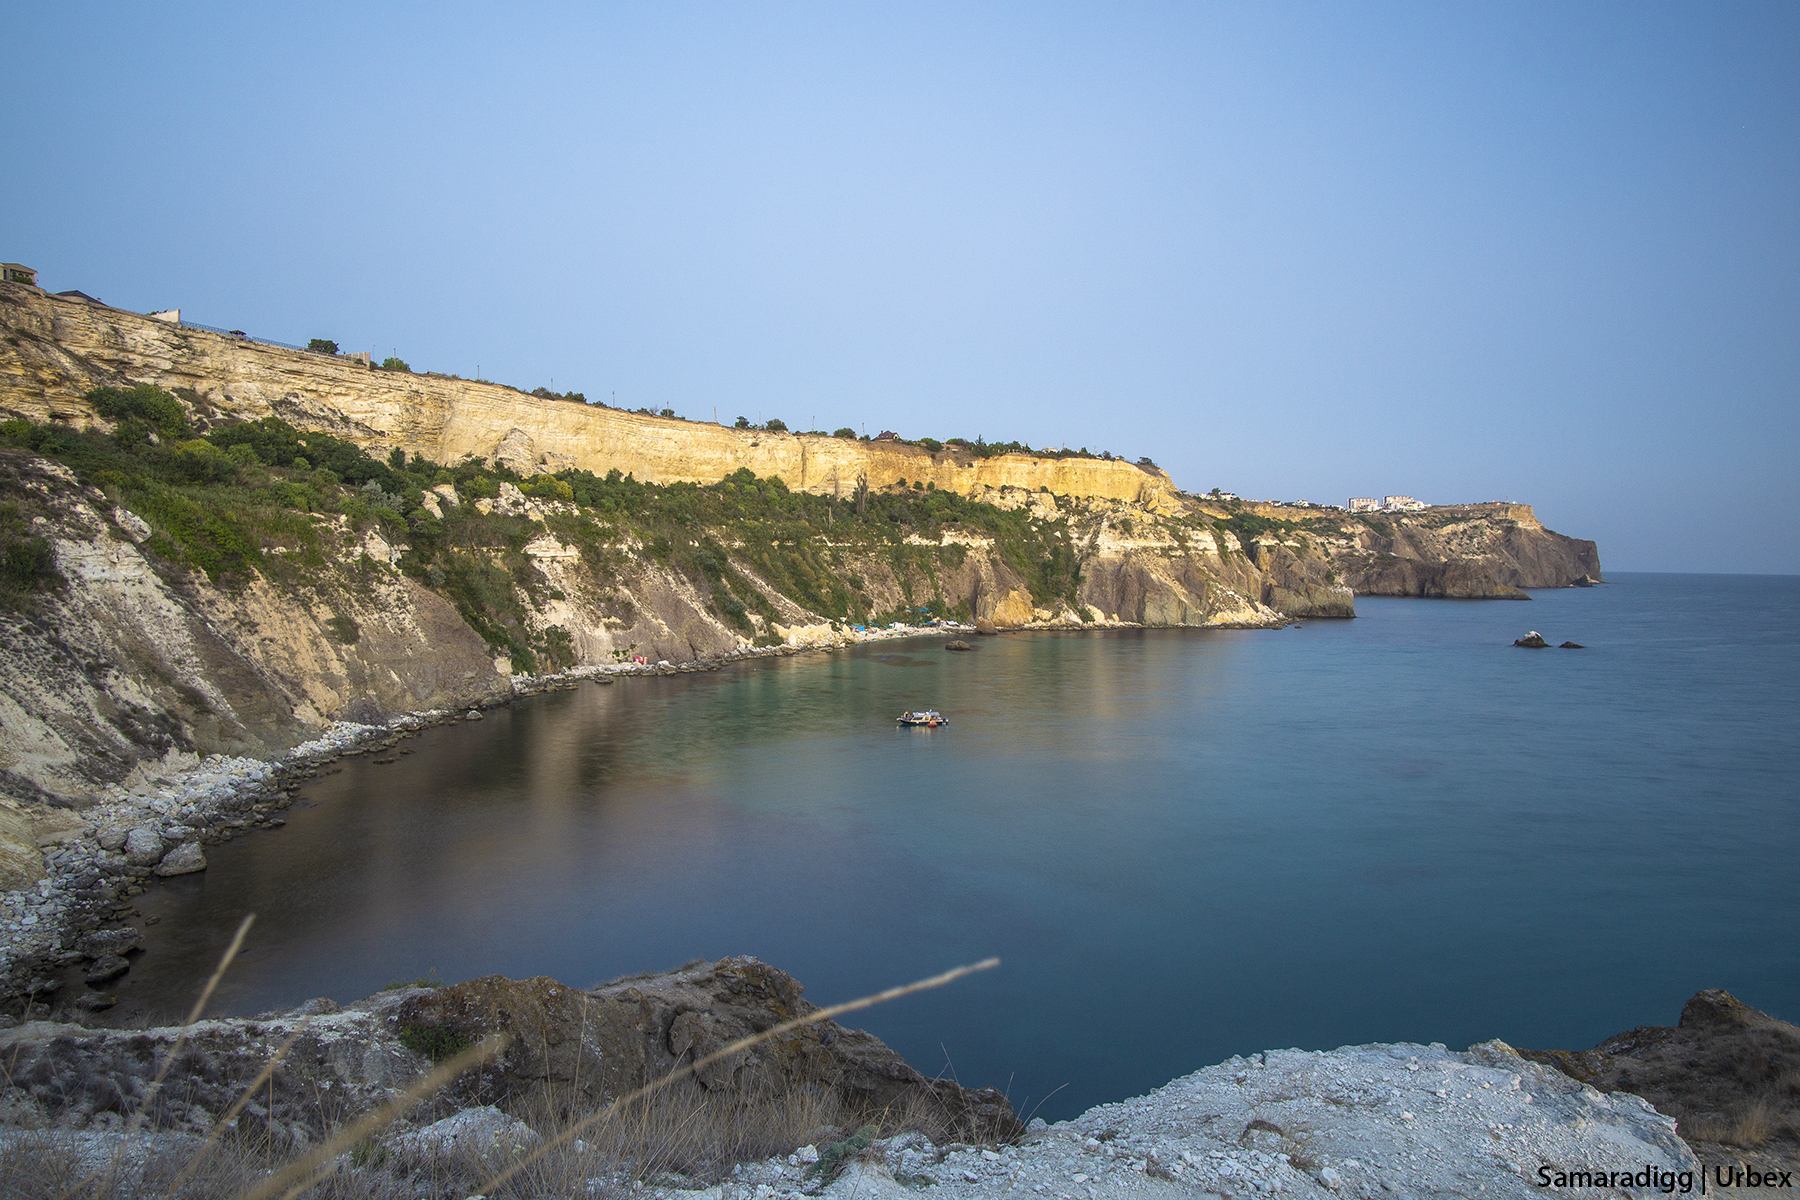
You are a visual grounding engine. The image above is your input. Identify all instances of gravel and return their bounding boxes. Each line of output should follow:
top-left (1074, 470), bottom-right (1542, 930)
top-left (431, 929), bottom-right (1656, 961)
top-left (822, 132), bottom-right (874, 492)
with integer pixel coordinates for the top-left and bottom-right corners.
top-left (701, 1040), bottom-right (1699, 1200)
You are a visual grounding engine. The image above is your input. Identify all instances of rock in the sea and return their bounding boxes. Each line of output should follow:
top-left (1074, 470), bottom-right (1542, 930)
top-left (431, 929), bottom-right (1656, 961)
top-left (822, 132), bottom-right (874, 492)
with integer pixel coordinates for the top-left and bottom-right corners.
top-left (153, 842), bottom-right (207, 876)
top-left (72, 991), bottom-right (117, 1012)
top-left (83, 954), bottom-right (129, 984)
top-left (944, 640), bottom-right (974, 651)
top-left (1559, 641), bottom-right (1585, 649)
top-left (465, 709), bottom-right (483, 720)
top-left (123, 826), bottom-right (167, 866)
top-left (1574, 574), bottom-right (1598, 586)
top-left (973, 619), bottom-right (998, 635)
top-left (77, 927), bottom-right (143, 958)
top-left (1514, 631), bottom-right (1550, 648)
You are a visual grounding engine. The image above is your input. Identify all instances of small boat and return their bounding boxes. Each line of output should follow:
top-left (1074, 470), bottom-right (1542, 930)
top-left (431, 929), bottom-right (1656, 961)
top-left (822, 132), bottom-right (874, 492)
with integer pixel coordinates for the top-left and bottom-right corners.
top-left (896, 710), bottom-right (948, 727)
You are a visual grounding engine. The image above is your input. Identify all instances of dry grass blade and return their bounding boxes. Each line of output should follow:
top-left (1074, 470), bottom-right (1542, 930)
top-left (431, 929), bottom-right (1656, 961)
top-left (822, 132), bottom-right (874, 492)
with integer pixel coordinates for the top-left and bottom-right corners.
top-left (164, 1025), bottom-right (306, 1196)
top-left (129, 913), bottom-right (257, 1128)
top-left (232, 1032), bottom-right (509, 1200)
top-left (82, 913), bottom-right (255, 1198)
top-left (477, 956), bottom-right (1000, 1196)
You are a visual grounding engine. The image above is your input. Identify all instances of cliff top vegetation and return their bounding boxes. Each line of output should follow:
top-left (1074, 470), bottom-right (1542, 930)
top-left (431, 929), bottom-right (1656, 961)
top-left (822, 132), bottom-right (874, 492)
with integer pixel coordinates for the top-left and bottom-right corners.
top-left (0, 386), bottom-right (1095, 671)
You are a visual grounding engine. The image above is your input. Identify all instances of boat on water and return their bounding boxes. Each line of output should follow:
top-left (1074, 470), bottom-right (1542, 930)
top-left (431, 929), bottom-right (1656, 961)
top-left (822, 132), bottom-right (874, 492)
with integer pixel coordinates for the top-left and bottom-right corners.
top-left (896, 710), bottom-right (949, 727)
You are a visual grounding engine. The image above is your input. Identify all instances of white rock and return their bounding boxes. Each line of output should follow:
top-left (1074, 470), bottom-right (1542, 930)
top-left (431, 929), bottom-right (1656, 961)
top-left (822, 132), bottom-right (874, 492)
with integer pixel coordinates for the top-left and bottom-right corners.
top-left (153, 843), bottom-right (206, 876)
top-left (387, 1105), bottom-right (539, 1169)
top-left (122, 828), bottom-right (166, 866)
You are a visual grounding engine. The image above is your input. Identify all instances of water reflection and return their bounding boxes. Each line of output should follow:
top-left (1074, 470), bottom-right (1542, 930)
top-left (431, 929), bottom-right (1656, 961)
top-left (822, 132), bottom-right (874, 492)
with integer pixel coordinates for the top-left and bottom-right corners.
top-left (114, 584), bottom-right (1800, 1121)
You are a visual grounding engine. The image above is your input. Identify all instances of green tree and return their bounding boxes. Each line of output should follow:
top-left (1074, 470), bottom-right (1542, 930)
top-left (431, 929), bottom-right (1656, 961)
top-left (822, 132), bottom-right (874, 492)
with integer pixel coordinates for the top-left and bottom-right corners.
top-left (307, 338), bottom-right (339, 355)
top-left (764, 418), bottom-right (787, 432)
top-left (734, 416), bottom-right (751, 429)
top-left (381, 356), bottom-right (410, 372)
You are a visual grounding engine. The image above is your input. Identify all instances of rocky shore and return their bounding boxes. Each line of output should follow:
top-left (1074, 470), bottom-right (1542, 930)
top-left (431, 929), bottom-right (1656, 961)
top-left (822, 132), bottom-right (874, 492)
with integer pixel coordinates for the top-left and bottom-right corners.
top-left (0, 620), bottom-right (1085, 1015)
top-left (1, 958), bottom-right (1786, 1200)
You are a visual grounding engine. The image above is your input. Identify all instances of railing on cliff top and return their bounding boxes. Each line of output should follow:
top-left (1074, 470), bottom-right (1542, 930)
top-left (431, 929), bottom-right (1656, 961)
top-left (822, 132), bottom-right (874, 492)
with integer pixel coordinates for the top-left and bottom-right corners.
top-left (177, 319), bottom-right (317, 355)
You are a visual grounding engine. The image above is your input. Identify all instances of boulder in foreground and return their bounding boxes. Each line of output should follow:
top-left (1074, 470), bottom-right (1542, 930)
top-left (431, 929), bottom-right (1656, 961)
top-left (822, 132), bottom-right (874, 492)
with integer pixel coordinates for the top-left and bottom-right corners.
top-left (0, 956), bottom-right (1022, 1146)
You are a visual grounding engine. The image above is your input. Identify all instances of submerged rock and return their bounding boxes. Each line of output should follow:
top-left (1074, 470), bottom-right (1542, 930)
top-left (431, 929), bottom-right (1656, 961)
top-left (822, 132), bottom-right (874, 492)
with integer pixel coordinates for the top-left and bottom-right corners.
top-left (945, 640), bottom-right (974, 651)
top-left (1560, 641), bottom-right (1585, 649)
top-left (81, 954), bottom-right (128, 984)
top-left (76, 928), bottom-right (142, 958)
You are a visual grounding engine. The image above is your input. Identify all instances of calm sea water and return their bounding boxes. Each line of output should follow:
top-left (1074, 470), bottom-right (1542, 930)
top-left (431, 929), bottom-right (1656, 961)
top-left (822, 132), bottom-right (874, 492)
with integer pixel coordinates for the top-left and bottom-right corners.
top-left (121, 573), bottom-right (1800, 1121)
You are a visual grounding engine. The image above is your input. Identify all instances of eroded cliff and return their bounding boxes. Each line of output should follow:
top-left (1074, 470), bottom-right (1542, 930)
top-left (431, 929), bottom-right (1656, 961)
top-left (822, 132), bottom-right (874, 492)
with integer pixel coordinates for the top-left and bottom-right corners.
top-left (0, 286), bottom-right (1173, 506)
top-left (0, 281), bottom-right (1598, 815)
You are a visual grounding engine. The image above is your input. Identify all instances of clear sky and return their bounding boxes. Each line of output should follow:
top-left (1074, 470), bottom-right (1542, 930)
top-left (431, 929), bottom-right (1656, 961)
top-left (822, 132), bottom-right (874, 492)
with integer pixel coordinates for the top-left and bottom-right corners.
top-left (6, 3), bottom-right (1796, 572)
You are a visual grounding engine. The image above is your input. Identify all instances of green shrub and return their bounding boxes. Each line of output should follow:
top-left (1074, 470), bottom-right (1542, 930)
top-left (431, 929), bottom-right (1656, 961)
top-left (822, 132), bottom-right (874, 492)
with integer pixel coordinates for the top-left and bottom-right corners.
top-left (806, 1124), bottom-right (879, 1181)
top-left (0, 535), bottom-right (58, 602)
top-left (398, 1022), bottom-right (470, 1063)
top-left (86, 384), bottom-right (190, 439)
top-left (380, 356), bottom-right (410, 372)
top-left (308, 338), bottom-right (339, 354)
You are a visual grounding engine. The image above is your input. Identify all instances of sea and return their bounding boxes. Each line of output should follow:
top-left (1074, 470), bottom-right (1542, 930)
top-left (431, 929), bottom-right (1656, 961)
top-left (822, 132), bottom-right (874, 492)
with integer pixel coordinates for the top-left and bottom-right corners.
top-left (121, 572), bottom-right (1800, 1122)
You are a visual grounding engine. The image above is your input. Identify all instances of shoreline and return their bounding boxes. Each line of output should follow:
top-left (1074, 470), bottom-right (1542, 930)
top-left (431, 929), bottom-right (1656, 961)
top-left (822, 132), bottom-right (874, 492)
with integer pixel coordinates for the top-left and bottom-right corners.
top-left (0, 613), bottom-right (1306, 1016)
top-left (1, 961), bottom-right (1773, 1198)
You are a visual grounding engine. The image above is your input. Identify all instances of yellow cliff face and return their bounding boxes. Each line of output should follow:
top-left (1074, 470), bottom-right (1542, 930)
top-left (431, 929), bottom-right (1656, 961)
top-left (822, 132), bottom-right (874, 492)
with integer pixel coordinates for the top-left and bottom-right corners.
top-left (0, 285), bottom-right (1172, 505)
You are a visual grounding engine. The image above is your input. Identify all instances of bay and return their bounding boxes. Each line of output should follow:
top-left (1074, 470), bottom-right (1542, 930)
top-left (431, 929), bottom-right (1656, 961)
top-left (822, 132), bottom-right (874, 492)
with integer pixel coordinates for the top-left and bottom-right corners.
top-left (122, 572), bottom-right (1800, 1121)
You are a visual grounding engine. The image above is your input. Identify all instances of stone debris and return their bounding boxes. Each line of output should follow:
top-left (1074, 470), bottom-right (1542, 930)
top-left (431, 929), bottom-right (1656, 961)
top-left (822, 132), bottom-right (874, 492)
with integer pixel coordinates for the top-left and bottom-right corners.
top-left (0, 717), bottom-right (416, 1003)
top-left (692, 1040), bottom-right (1697, 1200)
top-left (152, 841), bottom-right (206, 876)
top-left (386, 1104), bottom-right (541, 1170)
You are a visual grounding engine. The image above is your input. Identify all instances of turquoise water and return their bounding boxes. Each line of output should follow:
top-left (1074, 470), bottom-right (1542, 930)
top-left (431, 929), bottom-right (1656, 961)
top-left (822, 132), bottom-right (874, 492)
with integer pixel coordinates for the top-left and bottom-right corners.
top-left (126, 573), bottom-right (1800, 1120)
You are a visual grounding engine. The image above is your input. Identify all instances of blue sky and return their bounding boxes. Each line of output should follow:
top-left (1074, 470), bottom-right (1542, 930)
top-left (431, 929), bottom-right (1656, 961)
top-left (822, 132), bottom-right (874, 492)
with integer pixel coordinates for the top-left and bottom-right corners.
top-left (5, 2), bottom-right (1796, 571)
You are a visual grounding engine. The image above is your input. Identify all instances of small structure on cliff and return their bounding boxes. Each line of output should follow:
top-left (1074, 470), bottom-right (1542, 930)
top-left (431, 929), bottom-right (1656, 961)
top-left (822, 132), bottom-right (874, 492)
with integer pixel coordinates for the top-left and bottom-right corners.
top-left (0, 263), bottom-right (36, 287)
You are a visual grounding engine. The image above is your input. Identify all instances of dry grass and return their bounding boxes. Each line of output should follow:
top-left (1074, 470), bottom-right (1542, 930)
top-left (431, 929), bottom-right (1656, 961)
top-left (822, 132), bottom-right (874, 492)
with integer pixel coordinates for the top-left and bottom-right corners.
top-left (0, 934), bottom-right (1002, 1200)
top-left (1683, 1096), bottom-right (1797, 1149)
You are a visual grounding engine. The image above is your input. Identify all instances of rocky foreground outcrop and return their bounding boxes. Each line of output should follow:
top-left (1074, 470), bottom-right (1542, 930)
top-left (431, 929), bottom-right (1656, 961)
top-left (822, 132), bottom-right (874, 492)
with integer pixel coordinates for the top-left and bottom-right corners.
top-left (1523, 989), bottom-right (1800, 1185)
top-left (0, 968), bottom-right (1735, 1200)
top-left (0, 957), bottom-right (1021, 1148)
top-left (0, 281), bottom-right (1598, 835)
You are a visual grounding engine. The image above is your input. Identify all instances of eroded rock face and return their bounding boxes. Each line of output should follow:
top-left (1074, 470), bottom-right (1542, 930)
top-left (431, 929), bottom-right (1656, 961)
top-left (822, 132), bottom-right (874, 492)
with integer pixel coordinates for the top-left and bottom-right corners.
top-left (390, 958), bottom-right (1024, 1143)
top-left (0, 957), bottom-right (1023, 1145)
top-left (1521, 990), bottom-right (1800, 1183)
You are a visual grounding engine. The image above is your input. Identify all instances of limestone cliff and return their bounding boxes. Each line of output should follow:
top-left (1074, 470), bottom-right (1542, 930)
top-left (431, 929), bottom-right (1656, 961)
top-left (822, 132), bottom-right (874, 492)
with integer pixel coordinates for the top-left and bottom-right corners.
top-left (0, 285), bottom-right (1172, 506)
top-left (0, 280), bottom-right (1600, 814)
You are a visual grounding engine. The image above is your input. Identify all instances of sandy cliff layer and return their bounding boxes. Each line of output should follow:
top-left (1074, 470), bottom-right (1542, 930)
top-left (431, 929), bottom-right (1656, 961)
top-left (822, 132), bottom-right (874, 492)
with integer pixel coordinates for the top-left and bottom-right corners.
top-left (0, 281), bottom-right (1600, 815)
top-left (0, 285), bottom-right (1172, 506)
